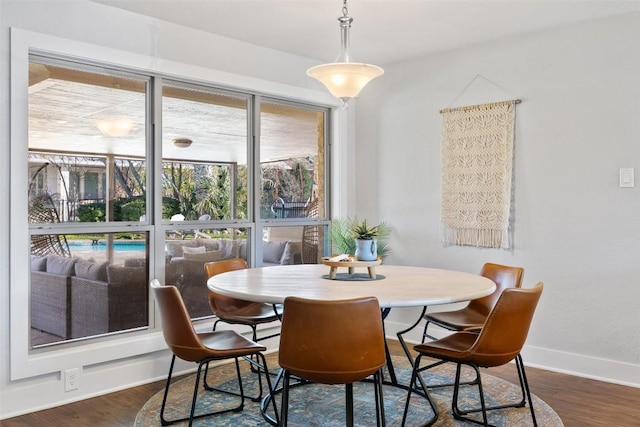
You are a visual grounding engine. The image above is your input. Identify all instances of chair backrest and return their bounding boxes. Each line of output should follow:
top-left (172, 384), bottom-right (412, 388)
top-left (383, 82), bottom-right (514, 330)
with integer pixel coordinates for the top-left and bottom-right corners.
top-left (204, 259), bottom-right (251, 314)
top-left (278, 296), bottom-right (386, 385)
top-left (468, 263), bottom-right (524, 315)
top-left (204, 258), bottom-right (248, 278)
top-left (469, 282), bottom-right (543, 367)
top-left (150, 279), bottom-right (211, 362)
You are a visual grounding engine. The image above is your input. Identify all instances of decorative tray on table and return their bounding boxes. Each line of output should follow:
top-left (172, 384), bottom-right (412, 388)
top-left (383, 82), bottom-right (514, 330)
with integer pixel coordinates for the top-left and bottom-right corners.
top-left (321, 254), bottom-right (382, 280)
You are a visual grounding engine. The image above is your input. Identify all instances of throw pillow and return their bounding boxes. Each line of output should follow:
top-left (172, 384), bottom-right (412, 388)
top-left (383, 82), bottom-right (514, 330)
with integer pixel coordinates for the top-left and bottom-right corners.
top-left (220, 239), bottom-right (242, 260)
top-left (165, 240), bottom-right (198, 257)
top-left (31, 255), bottom-right (47, 272)
top-left (183, 250), bottom-right (223, 262)
top-left (280, 241), bottom-right (301, 265)
top-left (196, 238), bottom-right (220, 252)
top-left (75, 261), bottom-right (109, 282)
top-left (182, 245), bottom-right (206, 254)
top-left (263, 241), bottom-right (287, 264)
top-left (46, 255), bottom-right (79, 276)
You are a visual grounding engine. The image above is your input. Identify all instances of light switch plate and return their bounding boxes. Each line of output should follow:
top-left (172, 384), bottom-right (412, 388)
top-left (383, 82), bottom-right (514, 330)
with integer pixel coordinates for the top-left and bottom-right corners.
top-left (619, 168), bottom-right (634, 188)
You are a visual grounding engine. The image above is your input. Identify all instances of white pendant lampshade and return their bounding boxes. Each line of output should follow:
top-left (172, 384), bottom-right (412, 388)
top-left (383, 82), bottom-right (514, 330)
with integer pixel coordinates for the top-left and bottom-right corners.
top-left (307, 62), bottom-right (384, 100)
top-left (307, 0), bottom-right (383, 107)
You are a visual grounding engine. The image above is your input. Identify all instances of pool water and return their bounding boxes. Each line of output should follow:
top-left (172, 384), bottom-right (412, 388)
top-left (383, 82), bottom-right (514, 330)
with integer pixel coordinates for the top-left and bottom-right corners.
top-left (67, 241), bottom-right (146, 252)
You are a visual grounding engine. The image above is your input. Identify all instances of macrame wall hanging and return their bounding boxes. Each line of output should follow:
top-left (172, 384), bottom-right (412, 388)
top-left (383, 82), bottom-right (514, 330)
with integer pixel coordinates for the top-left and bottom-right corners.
top-left (440, 90), bottom-right (521, 249)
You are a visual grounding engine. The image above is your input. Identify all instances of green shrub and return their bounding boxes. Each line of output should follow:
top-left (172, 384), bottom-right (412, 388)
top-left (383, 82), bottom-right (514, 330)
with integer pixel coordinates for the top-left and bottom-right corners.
top-left (78, 203), bottom-right (105, 222)
top-left (119, 197), bottom-right (145, 221)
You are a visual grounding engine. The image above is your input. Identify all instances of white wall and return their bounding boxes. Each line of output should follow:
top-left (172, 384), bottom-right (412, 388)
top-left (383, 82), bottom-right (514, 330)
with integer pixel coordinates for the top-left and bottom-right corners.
top-left (0, 0), bottom-right (346, 419)
top-left (3, 0), bottom-right (640, 420)
top-left (356, 12), bottom-right (640, 387)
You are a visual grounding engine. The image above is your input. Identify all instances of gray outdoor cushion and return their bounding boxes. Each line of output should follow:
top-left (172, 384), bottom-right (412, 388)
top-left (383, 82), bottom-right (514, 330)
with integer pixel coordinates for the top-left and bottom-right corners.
top-left (280, 241), bottom-right (301, 265)
top-left (46, 255), bottom-right (79, 276)
top-left (263, 241), bottom-right (287, 264)
top-left (197, 238), bottom-right (220, 252)
top-left (107, 265), bottom-right (146, 285)
top-left (183, 250), bottom-right (223, 262)
top-left (75, 261), bottom-right (109, 282)
top-left (165, 240), bottom-right (198, 257)
top-left (31, 255), bottom-right (47, 272)
top-left (124, 258), bottom-right (147, 268)
top-left (182, 245), bottom-right (206, 254)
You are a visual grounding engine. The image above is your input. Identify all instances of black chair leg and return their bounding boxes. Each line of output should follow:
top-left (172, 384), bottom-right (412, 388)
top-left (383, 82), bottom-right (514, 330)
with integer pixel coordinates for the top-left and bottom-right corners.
top-left (159, 354), bottom-right (177, 426)
top-left (203, 355), bottom-right (264, 402)
top-left (160, 355), bottom-right (244, 426)
top-left (422, 319), bottom-right (437, 343)
top-left (346, 383), bottom-right (354, 427)
top-left (455, 354), bottom-right (528, 416)
top-left (450, 358), bottom-right (537, 427)
top-left (401, 354), bottom-right (440, 427)
top-left (256, 352), bottom-right (280, 425)
top-left (188, 363), bottom-right (204, 426)
top-left (451, 363), bottom-right (490, 426)
top-left (518, 355), bottom-right (538, 427)
top-left (280, 371), bottom-right (291, 426)
top-left (374, 370), bottom-right (386, 427)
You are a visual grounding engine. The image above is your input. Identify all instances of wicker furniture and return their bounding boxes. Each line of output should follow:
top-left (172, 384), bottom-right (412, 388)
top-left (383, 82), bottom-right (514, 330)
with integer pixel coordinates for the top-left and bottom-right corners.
top-left (70, 264), bottom-right (148, 339)
top-left (31, 270), bottom-right (73, 338)
top-left (30, 255), bottom-right (149, 340)
top-left (30, 255), bottom-right (79, 338)
top-left (165, 238), bottom-right (302, 319)
top-left (301, 199), bottom-right (320, 264)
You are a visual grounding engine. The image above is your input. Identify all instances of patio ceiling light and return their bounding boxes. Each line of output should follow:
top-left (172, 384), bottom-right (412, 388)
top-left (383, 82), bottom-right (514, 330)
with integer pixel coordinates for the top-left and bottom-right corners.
top-left (95, 118), bottom-right (135, 137)
top-left (172, 137), bottom-right (193, 148)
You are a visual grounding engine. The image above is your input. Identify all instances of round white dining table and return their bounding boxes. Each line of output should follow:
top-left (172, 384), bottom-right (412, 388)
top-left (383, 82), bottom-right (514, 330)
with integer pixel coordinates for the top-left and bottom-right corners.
top-left (206, 263), bottom-right (496, 308)
top-left (207, 263), bottom-right (495, 426)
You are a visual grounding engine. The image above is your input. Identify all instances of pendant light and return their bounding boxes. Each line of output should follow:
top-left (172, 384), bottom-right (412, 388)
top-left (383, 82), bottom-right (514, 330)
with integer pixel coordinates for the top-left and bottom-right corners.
top-left (307, 0), bottom-right (384, 107)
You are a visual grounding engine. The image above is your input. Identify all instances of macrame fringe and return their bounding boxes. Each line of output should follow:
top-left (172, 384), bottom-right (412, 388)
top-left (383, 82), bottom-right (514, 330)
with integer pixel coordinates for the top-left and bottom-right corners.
top-left (442, 226), bottom-right (510, 249)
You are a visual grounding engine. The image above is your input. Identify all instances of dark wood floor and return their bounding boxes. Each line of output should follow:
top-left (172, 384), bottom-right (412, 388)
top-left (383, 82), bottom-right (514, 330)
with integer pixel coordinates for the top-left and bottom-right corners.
top-left (3, 340), bottom-right (640, 426)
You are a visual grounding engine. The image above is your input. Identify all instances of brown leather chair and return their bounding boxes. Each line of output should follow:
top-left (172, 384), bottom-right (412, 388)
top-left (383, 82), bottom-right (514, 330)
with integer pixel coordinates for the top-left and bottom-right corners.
top-left (150, 279), bottom-right (278, 426)
top-left (204, 258), bottom-right (283, 343)
top-left (278, 296), bottom-right (387, 427)
top-left (422, 263), bottom-right (524, 341)
top-left (403, 283), bottom-right (543, 427)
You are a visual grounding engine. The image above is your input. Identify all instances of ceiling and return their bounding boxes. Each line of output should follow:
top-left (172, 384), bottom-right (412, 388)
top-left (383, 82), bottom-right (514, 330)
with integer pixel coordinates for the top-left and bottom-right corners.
top-left (29, 63), bottom-right (323, 164)
top-left (31, 1), bottom-right (640, 164)
top-left (89, 0), bottom-right (640, 65)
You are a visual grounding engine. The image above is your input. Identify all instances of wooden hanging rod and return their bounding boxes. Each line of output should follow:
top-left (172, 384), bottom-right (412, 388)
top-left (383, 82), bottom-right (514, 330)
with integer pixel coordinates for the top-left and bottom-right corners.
top-left (440, 99), bottom-right (521, 114)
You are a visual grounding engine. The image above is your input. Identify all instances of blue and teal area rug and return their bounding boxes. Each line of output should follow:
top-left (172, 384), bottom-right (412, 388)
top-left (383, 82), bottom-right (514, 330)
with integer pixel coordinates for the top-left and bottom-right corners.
top-left (135, 354), bottom-right (563, 426)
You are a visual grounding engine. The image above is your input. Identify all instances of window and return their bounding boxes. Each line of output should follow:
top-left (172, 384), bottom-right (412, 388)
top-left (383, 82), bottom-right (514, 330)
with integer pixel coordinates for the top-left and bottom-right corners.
top-left (161, 83), bottom-right (250, 221)
top-left (28, 59), bottom-right (150, 347)
top-left (259, 100), bottom-right (329, 265)
top-left (24, 56), bottom-right (331, 349)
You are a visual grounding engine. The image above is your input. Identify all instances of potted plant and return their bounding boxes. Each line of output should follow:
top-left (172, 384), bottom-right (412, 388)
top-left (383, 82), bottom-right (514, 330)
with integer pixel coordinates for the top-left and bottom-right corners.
top-left (330, 217), bottom-right (392, 261)
top-left (352, 220), bottom-right (379, 261)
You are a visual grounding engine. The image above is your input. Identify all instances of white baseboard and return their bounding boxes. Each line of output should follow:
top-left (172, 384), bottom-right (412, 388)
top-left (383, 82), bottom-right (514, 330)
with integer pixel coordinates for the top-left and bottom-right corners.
top-left (384, 320), bottom-right (640, 389)
top-left (521, 345), bottom-right (640, 389)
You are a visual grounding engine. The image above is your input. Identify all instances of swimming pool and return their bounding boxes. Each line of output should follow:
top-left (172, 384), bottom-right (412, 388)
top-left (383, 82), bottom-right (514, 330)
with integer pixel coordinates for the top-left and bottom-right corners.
top-left (67, 241), bottom-right (146, 252)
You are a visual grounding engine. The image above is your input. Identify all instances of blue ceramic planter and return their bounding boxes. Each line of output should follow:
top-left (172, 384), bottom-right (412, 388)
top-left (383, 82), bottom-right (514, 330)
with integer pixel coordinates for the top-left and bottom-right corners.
top-left (355, 239), bottom-right (377, 261)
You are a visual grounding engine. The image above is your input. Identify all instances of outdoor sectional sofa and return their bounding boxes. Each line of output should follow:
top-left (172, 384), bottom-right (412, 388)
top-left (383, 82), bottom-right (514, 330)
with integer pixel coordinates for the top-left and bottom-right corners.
top-left (30, 254), bottom-right (148, 340)
top-left (164, 237), bottom-right (302, 318)
top-left (29, 237), bottom-right (302, 340)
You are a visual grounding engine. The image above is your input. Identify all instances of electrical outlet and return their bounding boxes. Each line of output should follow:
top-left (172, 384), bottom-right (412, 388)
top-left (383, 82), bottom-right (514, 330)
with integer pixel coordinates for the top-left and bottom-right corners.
top-left (64, 368), bottom-right (80, 392)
